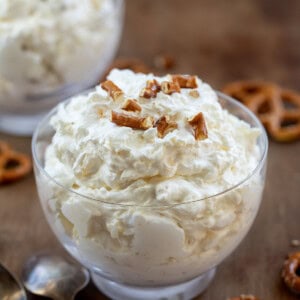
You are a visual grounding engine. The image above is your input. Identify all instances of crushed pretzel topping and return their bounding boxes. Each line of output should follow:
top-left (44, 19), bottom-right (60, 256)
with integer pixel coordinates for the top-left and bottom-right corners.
top-left (122, 99), bottom-right (142, 112)
top-left (140, 79), bottom-right (161, 99)
top-left (101, 80), bottom-right (124, 101)
top-left (154, 116), bottom-right (178, 138)
top-left (140, 88), bottom-right (154, 99)
top-left (111, 111), bottom-right (154, 130)
top-left (189, 90), bottom-right (200, 98)
top-left (172, 75), bottom-right (198, 89)
top-left (188, 112), bottom-right (208, 140)
top-left (147, 79), bottom-right (161, 91)
top-left (161, 81), bottom-right (181, 95)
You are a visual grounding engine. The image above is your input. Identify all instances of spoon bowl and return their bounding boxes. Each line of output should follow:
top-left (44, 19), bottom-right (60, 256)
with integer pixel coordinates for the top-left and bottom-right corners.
top-left (22, 254), bottom-right (90, 300)
top-left (0, 263), bottom-right (27, 300)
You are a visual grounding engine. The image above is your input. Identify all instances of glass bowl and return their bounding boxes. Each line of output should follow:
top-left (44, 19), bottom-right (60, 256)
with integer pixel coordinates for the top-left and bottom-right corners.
top-left (32, 91), bottom-right (268, 300)
top-left (0, 0), bottom-right (124, 136)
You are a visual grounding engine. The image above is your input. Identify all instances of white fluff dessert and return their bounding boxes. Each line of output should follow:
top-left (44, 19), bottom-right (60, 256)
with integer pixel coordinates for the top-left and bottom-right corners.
top-left (40, 69), bottom-right (264, 285)
top-left (0, 0), bottom-right (122, 113)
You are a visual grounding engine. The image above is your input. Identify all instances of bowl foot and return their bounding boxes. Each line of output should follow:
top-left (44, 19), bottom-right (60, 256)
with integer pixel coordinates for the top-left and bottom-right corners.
top-left (92, 268), bottom-right (216, 300)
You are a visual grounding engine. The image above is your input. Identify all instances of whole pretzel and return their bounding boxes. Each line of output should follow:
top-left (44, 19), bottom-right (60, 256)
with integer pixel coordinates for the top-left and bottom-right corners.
top-left (270, 89), bottom-right (300, 142)
top-left (223, 81), bottom-right (300, 142)
top-left (0, 141), bottom-right (32, 184)
top-left (282, 252), bottom-right (300, 294)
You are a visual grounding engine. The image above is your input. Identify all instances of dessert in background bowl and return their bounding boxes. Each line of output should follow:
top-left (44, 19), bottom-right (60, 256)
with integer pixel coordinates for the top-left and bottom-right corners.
top-left (32, 69), bottom-right (268, 300)
top-left (0, 0), bottom-right (124, 136)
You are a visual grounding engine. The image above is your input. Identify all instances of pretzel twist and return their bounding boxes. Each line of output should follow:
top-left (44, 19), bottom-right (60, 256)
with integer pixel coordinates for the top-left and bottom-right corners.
top-left (282, 252), bottom-right (300, 294)
top-left (0, 141), bottom-right (32, 184)
top-left (223, 81), bottom-right (300, 142)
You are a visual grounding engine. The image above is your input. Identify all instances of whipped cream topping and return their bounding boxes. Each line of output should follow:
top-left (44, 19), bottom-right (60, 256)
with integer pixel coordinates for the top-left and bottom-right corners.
top-left (46, 69), bottom-right (260, 205)
top-left (0, 0), bottom-right (121, 111)
top-left (41, 69), bottom-right (264, 285)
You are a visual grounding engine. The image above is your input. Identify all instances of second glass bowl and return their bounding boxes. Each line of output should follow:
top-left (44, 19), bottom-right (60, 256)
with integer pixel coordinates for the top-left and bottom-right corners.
top-left (0, 0), bottom-right (124, 136)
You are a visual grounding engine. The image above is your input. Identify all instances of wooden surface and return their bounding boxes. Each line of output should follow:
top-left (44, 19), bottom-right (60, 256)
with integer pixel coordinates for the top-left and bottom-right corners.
top-left (1, 0), bottom-right (300, 299)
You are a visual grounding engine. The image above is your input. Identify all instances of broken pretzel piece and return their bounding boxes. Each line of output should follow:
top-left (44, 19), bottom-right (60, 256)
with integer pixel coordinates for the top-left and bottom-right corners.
top-left (188, 112), bottom-right (208, 141)
top-left (161, 81), bottom-right (180, 95)
top-left (155, 116), bottom-right (178, 138)
top-left (101, 80), bottom-right (124, 101)
top-left (122, 99), bottom-right (142, 112)
top-left (172, 75), bottom-right (198, 89)
top-left (140, 79), bottom-right (161, 99)
top-left (111, 111), bottom-right (154, 130)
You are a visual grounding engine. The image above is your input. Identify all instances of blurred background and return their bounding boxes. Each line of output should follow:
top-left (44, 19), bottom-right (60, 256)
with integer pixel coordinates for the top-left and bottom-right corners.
top-left (0, 1), bottom-right (299, 299)
top-left (120, 0), bottom-right (300, 89)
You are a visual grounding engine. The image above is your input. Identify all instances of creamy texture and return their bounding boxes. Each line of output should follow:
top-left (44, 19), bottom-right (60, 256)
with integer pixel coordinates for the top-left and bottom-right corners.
top-left (0, 0), bottom-right (122, 112)
top-left (40, 69), bottom-right (264, 285)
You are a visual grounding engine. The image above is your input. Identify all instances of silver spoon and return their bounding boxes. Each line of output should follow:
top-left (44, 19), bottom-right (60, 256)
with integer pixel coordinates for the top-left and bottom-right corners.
top-left (22, 254), bottom-right (90, 300)
top-left (0, 263), bottom-right (27, 300)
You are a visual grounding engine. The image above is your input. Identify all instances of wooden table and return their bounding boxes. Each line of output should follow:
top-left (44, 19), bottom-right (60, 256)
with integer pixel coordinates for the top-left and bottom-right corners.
top-left (1, 0), bottom-right (300, 299)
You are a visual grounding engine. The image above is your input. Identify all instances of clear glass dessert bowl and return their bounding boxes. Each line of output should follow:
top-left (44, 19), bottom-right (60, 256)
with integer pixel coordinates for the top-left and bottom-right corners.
top-left (0, 0), bottom-right (124, 136)
top-left (32, 92), bottom-right (268, 300)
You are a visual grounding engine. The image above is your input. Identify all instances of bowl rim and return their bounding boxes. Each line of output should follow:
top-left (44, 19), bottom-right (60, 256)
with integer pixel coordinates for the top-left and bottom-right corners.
top-left (32, 90), bottom-right (268, 208)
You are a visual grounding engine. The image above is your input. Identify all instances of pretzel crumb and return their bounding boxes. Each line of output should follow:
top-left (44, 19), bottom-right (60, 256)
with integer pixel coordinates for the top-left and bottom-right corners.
top-left (97, 108), bottom-right (104, 117)
top-left (122, 99), bottom-right (142, 112)
top-left (161, 81), bottom-right (180, 95)
top-left (140, 79), bottom-right (161, 99)
top-left (111, 111), bottom-right (154, 130)
top-left (189, 90), bottom-right (200, 98)
top-left (188, 112), bottom-right (208, 140)
top-left (140, 88), bottom-right (153, 99)
top-left (172, 75), bottom-right (198, 89)
top-left (101, 80), bottom-right (124, 101)
top-left (155, 116), bottom-right (178, 138)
